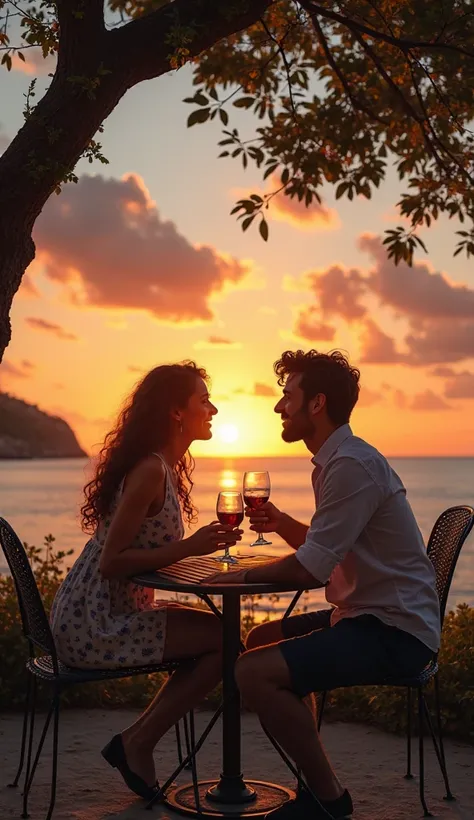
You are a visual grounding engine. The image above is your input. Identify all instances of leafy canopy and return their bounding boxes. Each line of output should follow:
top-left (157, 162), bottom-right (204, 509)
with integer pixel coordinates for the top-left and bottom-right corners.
top-left (1, 0), bottom-right (474, 264)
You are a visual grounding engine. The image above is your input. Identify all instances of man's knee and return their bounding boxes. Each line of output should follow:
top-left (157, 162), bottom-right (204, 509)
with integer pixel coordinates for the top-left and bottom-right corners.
top-left (235, 649), bottom-right (266, 695)
top-left (246, 619), bottom-right (284, 650)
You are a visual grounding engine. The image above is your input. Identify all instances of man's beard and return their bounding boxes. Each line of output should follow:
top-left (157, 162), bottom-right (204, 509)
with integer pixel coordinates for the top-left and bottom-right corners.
top-left (281, 410), bottom-right (314, 442)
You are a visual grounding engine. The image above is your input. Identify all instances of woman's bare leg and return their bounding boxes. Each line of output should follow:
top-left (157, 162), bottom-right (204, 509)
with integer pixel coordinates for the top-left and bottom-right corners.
top-left (120, 606), bottom-right (222, 785)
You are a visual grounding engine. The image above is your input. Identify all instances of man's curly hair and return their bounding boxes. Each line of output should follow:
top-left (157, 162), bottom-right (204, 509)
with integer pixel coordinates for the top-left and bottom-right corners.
top-left (274, 349), bottom-right (360, 425)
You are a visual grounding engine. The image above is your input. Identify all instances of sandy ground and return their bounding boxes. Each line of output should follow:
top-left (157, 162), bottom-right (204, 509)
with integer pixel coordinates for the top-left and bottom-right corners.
top-left (1, 709), bottom-right (473, 820)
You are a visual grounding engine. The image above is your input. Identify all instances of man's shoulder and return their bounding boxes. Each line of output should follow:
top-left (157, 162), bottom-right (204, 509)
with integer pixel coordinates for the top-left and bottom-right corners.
top-left (331, 436), bottom-right (394, 486)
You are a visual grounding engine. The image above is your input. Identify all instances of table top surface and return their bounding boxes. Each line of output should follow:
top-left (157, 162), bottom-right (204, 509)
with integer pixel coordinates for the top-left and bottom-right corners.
top-left (132, 554), bottom-right (307, 595)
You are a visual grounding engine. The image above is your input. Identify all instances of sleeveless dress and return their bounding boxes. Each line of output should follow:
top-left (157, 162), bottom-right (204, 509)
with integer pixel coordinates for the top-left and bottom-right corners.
top-left (50, 454), bottom-right (185, 669)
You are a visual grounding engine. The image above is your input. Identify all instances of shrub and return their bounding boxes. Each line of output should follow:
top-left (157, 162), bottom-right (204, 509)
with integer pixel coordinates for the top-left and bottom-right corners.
top-left (1, 536), bottom-right (473, 742)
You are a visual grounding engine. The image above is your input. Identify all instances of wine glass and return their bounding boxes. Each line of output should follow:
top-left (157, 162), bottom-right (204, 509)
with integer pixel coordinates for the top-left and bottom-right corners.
top-left (243, 471), bottom-right (272, 547)
top-left (214, 491), bottom-right (244, 565)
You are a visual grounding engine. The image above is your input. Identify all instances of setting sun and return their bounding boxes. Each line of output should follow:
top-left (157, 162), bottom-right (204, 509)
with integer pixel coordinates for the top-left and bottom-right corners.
top-left (218, 423), bottom-right (239, 444)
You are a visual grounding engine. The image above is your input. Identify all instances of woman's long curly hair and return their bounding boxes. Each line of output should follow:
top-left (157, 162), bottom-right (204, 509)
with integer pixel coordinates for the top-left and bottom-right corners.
top-left (81, 361), bottom-right (208, 534)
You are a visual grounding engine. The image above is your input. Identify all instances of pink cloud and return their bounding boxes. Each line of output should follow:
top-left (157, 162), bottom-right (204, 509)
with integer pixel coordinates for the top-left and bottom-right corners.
top-left (26, 317), bottom-right (78, 341)
top-left (294, 306), bottom-right (336, 342)
top-left (357, 386), bottom-right (382, 407)
top-left (0, 360), bottom-right (32, 380)
top-left (359, 319), bottom-right (404, 364)
top-left (271, 180), bottom-right (340, 232)
top-left (294, 235), bottom-right (474, 365)
top-left (194, 336), bottom-right (242, 349)
top-left (11, 48), bottom-right (56, 76)
top-left (431, 367), bottom-right (474, 398)
top-left (411, 390), bottom-right (451, 411)
top-left (32, 174), bottom-right (250, 323)
top-left (359, 235), bottom-right (474, 320)
top-left (235, 382), bottom-right (278, 397)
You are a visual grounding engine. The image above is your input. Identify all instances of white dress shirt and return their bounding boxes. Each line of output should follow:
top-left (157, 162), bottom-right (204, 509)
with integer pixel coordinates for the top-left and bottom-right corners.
top-left (295, 424), bottom-right (441, 652)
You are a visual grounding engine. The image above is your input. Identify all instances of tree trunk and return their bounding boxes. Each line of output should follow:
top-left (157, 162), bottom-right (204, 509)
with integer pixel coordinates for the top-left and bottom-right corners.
top-left (0, 64), bottom-right (128, 362)
top-left (0, 0), bottom-right (274, 363)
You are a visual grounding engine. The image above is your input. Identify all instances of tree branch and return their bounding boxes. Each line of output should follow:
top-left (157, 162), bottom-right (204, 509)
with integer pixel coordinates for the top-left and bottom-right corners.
top-left (110, 0), bottom-right (275, 85)
top-left (311, 14), bottom-right (390, 127)
top-left (301, 1), bottom-right (474, 58)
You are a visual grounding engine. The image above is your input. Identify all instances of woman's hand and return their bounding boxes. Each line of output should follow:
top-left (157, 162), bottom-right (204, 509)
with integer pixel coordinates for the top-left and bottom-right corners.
top-left (246, 501), bottom-right (284, 534)
top-left (186, 521), bottom-right (243, 557)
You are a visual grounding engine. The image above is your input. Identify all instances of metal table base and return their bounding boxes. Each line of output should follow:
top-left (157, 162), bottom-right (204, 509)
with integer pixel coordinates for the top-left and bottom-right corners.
top-left (165, 779), bottom-right (295, 818)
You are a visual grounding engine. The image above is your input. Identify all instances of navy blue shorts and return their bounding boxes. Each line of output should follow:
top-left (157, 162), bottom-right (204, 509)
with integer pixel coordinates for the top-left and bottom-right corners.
top-left (279, 609), bottom-right (434, 698)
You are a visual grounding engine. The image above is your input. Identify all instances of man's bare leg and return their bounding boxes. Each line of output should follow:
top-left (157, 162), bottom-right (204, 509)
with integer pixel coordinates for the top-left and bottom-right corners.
top-left (235, 644), bottom-right (343, 802)
top-left (246, 620), bottom-right (317, 719)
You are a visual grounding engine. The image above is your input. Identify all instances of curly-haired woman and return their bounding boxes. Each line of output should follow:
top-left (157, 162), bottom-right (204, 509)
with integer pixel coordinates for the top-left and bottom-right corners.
top-left (50, 362), bottom-right (241, 799)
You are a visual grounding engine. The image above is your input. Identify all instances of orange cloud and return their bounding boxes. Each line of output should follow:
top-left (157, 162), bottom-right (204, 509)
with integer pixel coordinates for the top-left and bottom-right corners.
top-left (232, 175), bottom-right (340, 232)
top-left (411, 390), bottom-right (451, 411)
top-left (235, 382), bottom-right (278, 397)
top-left (431, 367), bottom-right (474, 399)
top-left (32, 173), bottom-right (251, 324)
top-left (26, 317), bottom-right (78, 341)
top-left (194, 336), bottom-right (242, 349)
top-left (11, 48), bottom-right (56, 75)
top-left (293, 235), bottom-right (474, 365)
top-left (0, 359), bottom-right (33, 381)
top-left (294, 306), bottom-right (336, 342)
top-left (271, 186), bottom-right (340, 232)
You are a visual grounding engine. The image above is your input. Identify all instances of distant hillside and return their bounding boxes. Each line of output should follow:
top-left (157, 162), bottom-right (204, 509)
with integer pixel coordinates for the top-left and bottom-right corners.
top-left (0, 392), bottom-right (87, 458)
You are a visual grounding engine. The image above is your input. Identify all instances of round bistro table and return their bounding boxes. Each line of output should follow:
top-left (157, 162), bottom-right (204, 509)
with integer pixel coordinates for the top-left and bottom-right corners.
top-left (132, 554), bottom-right (305, 818)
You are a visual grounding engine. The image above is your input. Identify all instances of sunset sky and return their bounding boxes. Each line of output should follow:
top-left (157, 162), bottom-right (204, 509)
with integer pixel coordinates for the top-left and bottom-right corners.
top-left (1, 50), bottom-right (474, 458)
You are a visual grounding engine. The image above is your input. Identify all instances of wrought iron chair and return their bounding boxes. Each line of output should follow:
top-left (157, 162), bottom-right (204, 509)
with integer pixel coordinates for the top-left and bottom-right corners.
top-left (0, 516), bottom-right (194, 820)
top-left (316, 504), bottom-right (474, 817)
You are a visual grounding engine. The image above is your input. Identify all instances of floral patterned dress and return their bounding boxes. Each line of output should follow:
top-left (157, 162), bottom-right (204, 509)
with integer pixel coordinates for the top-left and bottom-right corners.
top-left (50, 453), bottom-right (184, 669)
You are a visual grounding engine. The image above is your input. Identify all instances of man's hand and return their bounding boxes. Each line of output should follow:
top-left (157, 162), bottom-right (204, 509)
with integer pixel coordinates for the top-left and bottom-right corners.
top-left (246, 501), bottom-right (284, 534)
top-left (204, 568), bottom-right (249, 584)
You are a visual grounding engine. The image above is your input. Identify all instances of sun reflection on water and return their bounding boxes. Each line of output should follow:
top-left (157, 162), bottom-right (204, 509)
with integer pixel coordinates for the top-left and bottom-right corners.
top-left (219, 469), bottom-right (238, 490)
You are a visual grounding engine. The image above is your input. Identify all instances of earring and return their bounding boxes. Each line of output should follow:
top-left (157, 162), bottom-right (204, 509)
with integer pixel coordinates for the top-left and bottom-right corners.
top-left (179, 421), bottom-right (183, 434)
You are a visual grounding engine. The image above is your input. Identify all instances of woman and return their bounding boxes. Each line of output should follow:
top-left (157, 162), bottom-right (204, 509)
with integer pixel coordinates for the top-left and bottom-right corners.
top-left (50, 361), bottom-right (241, 799)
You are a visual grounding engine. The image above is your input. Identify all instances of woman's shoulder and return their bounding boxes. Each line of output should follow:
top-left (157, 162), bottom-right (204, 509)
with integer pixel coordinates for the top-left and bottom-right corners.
top-left (125, 454), bottom-right (167, 494)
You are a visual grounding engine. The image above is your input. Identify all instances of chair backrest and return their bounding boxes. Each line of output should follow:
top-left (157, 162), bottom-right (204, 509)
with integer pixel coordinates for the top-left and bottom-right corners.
top-left (426, 505), bottom-right (474, 626)
top-left (0, 516), bottom-right (56, 656)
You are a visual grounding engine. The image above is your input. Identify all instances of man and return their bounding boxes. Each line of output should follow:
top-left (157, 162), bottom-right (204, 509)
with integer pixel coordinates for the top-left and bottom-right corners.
top-left (207, 349), bottom-right (440, 820)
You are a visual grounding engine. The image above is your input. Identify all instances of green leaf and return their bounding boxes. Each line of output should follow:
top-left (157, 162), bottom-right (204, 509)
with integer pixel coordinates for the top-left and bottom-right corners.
top-left (259, 219), bottom-right (269, 241)
top-left (194, 92), bottom-right (208, 106)
top-left (187, 108), bottom-right (210, 127)
top-left (233, 97), bottom-right (255, 109)
top-left (242, 215), bottom-right (255, 231)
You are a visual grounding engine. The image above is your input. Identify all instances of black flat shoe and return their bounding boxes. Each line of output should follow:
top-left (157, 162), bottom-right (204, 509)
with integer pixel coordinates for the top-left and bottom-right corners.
top-left (264, 788), bottom-right (353, 819)
top-left (101, 733), bottom-right (158, 800)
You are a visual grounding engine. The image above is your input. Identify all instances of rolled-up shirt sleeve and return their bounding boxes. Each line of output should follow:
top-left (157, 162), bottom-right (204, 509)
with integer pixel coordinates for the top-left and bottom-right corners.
top-left (295, 457), bottom-right (384, 583)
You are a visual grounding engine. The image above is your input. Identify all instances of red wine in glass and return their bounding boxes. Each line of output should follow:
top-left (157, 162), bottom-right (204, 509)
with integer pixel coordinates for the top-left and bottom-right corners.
top-left (217, 511), bottom-right (244, 528)
top-left (243, 471), bottom-right (272, 547)
top-left (214, 491), bottom-right (244, 564)
top-left (244, 493), bottom-right (269, 510)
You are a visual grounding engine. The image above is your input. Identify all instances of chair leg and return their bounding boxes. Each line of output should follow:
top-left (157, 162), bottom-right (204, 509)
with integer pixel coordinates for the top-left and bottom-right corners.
top-left (8, 673), bottom-right (32, 788)
top-left (45, 694), bottom-right (60, 820)
top-left (317, 690), bottom-right (327, 732)
top-left (433, 674), bottom-right (455, 801)
top-left (22, 676), bottom-right (37, 819)
top-left (23, 697), bottom-right (55, 818)
top-left (417, 688), bottom-right (433, 818)
top-left (404, 687), bottom-right (414, 779)
top-left (422, 689), bottom-right (455, 802)
top-left (183, 713), bottom-right (193, 770)
top-left (174, 721), bottom-right (183, 765)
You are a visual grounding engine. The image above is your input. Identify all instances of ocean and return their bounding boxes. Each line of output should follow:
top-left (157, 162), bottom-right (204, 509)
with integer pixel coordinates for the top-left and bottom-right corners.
top-left (1, 457), bottom-right (473, 617)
